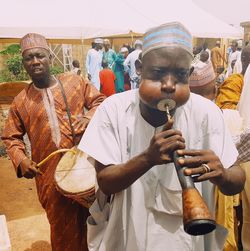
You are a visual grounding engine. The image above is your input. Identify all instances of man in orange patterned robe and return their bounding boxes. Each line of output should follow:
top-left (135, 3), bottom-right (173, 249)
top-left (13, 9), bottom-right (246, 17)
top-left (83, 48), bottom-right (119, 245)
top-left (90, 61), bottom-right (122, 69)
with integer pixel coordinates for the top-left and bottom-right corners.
top-left (1, 33), bottom-right (105, 251)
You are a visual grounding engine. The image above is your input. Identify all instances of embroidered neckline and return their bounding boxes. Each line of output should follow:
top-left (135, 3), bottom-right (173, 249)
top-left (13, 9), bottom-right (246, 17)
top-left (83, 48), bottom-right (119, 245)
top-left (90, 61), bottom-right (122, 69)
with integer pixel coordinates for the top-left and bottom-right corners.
top-left (33, 76), bottom-right (59, 91)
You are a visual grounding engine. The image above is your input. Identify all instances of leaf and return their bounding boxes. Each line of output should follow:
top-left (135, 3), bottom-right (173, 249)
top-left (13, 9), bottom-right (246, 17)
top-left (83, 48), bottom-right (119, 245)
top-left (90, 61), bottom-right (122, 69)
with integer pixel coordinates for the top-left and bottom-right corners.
top-left (0, 44), bottom-right (21, 55)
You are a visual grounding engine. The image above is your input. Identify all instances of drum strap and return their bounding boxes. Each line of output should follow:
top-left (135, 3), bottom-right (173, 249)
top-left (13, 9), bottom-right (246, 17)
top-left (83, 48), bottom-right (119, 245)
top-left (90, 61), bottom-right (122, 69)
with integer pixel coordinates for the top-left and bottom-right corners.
top-left (55, 75), bottom-right (77, 146)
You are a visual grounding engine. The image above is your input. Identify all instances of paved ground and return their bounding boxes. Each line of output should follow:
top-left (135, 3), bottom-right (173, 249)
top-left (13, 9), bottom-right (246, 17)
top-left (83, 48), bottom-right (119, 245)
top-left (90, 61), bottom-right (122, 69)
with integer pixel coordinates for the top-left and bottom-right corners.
top-left (0, 157), bottom-right (51, 251)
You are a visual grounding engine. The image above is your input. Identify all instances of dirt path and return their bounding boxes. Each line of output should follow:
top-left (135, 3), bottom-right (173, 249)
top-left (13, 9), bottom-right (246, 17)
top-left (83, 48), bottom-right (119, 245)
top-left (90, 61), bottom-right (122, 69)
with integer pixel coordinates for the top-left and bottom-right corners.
top-left (0, 157), bottom-right (51, 250)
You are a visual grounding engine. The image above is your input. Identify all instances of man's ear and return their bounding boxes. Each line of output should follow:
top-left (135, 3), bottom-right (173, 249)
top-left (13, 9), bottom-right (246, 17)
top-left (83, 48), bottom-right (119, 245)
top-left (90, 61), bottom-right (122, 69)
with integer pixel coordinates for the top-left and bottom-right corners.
top-left (214, 83), bottom-right (218, 95)
top-left (189, 66), bottom-right (194, 76)
top-left (48, 53), bottom-right (54, 65)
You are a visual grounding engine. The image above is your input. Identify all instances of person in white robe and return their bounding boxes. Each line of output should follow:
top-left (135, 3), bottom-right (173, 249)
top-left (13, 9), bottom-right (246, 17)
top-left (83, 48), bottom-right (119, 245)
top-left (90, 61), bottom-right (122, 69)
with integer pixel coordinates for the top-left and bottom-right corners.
top-left (123, 40), bottom-right (142, 89)
top-left (85, 38), bottom-right (103, 90)
top-left (79, 22), bottom-right (245, 251)
top-left (225, 41), bottom-right (241, 78)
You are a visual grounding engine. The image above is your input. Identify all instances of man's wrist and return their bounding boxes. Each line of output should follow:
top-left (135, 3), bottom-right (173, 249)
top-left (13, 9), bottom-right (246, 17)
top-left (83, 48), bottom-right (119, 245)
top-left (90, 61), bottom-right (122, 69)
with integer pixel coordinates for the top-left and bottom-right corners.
top-left (17, 157), bottom-right (28, 178)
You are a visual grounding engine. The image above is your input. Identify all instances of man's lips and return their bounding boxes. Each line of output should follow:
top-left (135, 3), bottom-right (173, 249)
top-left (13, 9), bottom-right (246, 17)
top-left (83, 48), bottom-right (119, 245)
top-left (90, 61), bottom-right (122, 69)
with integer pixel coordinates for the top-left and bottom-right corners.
top-left (32, 68), bottom-right (42, 73)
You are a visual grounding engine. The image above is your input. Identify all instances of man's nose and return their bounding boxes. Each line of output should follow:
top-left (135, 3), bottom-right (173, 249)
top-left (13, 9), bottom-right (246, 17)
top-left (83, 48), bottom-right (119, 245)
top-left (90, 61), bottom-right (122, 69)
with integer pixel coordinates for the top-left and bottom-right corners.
top-left (31, 56), bottom-right (40, 64)
top-left (161, 74), bottom-right (176, 93)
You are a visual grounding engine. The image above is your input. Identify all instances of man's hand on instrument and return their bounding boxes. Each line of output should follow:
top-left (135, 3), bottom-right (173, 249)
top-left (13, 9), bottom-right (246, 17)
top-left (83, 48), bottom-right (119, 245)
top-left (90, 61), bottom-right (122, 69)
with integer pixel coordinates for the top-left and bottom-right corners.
top-left (72, 116), bottom-right (89, 132)
top-left (145, 119), bottom-right (185, 166)
top-left (19, 158), bottom-right (41, 179)
top-left (176, 149), bottom-right (227, 185)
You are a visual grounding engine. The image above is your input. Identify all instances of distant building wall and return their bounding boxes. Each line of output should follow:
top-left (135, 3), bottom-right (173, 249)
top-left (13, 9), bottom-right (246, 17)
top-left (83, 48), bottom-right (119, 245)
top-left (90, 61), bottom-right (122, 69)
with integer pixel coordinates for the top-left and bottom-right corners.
top-left (2, 35), bottom-right (232, 77)
top-left (241, 21), bottom-right (250, 46)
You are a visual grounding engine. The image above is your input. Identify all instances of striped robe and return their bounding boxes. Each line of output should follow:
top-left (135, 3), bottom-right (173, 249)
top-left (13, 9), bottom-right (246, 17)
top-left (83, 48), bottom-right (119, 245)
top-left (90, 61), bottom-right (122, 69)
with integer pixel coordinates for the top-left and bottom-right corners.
top-left (2, 73), bottom-right (105, 251)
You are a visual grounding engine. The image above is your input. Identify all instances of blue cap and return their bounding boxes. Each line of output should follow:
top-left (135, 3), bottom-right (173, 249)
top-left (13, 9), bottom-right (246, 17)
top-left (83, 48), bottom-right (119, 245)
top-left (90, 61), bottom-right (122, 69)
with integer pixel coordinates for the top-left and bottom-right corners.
top-left (142, 22), bottom-right (193, 57)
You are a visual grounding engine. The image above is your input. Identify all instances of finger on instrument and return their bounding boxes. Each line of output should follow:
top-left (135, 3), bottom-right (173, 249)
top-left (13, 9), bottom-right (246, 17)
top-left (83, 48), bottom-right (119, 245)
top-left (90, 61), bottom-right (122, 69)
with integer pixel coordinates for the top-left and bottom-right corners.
top-left (178, 156), bottom-right (206, 167)
top-left (184, 165), bottom-right (209, 176)
top-left (176, 149), bottom-right (204, 156)
top-left (30, 165), bottom-right (42, 176)
top-left (36, 169), bottom-right (44, 175)
top-left (160, 140), bottom-right (185, 154)
top-left (192, 171), bottom-right (217, 183)
top-left (156, 130), bottom-right (183, 140)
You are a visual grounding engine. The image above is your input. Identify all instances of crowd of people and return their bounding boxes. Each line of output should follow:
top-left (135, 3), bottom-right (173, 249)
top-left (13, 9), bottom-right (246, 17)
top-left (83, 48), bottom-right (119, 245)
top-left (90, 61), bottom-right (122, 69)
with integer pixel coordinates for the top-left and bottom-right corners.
top-left (186, 36), bottom-right (250, 251)
top-left (1, 21), bottom-right (250, 251)
top-left (85, 38), bottom-right (142, 97)
top-left (192, 39), bottom-right (244, 88)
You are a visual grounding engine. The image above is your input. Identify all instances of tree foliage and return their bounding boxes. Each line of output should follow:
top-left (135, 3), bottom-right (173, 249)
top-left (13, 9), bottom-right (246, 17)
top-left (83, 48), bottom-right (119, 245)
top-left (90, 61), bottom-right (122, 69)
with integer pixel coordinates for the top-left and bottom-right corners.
top-left (0, 44), bottom-right (28, 81)
top-left (0, 44), bottom-right (64, 82)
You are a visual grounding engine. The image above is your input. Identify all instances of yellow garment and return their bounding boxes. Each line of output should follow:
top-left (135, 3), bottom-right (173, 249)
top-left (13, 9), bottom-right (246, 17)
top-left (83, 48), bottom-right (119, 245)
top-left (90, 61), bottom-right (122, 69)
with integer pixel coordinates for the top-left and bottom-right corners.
top-left (216, 73), bottom-right (243, 109)
top-left (215, 73), bottom-right (244, 251)
top-left (240, 161), bottom-right (250, 251)
top-left (215, 187), bottom-right (239, 251)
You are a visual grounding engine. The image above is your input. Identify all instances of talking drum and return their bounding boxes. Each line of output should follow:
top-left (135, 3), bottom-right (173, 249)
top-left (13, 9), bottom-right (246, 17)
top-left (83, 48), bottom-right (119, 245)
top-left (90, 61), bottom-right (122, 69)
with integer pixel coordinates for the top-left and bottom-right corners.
top-left (54, 147), bottom-right (96, 208)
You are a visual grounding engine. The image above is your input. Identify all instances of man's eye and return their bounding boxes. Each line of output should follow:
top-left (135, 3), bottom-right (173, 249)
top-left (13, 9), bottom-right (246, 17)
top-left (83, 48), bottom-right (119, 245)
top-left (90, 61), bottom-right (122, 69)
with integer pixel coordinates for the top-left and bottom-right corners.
top-left (37, 54), bottom-right (45, 59)
top-left (24, 57), bottom-right (31, 61)
top-left (176, 70), bottom-right (189, 79)
top-left (152, 69), bottom-right (164, 75)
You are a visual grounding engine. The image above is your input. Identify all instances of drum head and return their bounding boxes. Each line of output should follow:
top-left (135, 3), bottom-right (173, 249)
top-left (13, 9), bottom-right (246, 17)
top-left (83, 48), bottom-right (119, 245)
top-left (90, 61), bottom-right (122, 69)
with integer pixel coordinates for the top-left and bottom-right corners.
top-left (55, 147), bottom-right (96, 194)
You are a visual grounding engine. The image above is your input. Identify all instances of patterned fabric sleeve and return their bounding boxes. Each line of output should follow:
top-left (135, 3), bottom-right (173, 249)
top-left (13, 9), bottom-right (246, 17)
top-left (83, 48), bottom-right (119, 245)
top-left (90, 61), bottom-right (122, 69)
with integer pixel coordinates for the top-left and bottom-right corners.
top-left (81, 78), bottom-right (106, 120)
top-left (1, 100), bottom-right (27, 175)
top-left (236, 131), bottom-right (250, 163)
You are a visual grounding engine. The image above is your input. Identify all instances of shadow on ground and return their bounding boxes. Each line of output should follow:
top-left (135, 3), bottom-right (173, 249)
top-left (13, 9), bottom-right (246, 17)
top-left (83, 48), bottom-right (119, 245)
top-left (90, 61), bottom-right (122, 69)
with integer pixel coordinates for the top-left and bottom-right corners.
top-left (0, 158), bottom-right (44, 221)
top-left (0, 157), bottom-right (51, 250)
top-left (24, 240), bottom-right (52, 251)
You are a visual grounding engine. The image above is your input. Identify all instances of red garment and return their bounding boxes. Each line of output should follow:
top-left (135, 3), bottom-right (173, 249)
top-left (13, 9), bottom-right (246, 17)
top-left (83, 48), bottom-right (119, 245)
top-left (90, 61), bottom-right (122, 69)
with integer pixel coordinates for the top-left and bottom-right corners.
top-left (2, 73), bottom-right (105, 251)
top-left (99, 68), bottom-right (116, 97)
top-left (124, 72), bottom-right (131, 91)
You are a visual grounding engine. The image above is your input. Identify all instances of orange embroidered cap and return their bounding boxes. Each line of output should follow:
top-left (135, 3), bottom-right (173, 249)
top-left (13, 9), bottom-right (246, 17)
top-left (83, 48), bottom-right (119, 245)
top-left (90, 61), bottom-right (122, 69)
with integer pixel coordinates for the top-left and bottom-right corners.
top-left (20, 33), bottom-right (49, 54)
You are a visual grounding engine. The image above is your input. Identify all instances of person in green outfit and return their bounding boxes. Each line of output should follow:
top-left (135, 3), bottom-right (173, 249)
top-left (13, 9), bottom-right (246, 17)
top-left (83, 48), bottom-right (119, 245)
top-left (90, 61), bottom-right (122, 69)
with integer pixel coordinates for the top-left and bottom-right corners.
top-left (113, 47), bottom-right (128, 93)
top-left (103, 39), bottom-right (116, 69)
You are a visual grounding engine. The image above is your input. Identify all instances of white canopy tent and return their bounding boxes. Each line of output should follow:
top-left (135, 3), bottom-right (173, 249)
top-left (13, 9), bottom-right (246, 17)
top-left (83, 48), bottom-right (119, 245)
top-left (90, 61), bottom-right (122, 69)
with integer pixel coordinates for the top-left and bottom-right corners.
top-left (0, 0), bottom-right (243, 39)
top-left (194, 0), bottom-right (250, 27)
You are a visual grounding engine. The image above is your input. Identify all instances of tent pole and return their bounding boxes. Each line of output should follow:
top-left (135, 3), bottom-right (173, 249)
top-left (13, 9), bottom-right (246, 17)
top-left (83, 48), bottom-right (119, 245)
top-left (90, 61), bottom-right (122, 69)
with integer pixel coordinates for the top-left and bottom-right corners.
top-left (81, 36), bottom-right (85, 78)
top-left (221, 38), bottom-right (226, 68)
top-left (130, 31), bottom-right (134, 48)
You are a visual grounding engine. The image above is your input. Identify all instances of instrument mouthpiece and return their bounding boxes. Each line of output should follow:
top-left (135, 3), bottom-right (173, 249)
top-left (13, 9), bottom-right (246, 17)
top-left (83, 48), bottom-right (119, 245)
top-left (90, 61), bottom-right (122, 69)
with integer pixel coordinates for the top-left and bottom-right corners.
top-left (157, 99), bottom-right (176, 112)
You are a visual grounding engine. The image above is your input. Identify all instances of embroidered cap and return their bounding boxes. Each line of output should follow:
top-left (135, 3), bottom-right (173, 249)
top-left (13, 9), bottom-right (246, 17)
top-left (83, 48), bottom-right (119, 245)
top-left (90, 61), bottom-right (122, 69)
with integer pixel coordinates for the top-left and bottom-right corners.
top-left (103, 39), bottom-right (110, 44)
top-left (142, 22), bottom-right (193, 57)
top-left (120, 47), bottom-right (128, 53)
top-left (134, 40), bottom-right (143, 46)
top-left (189, 61), bottom-right (216, 87)
top-left (94, 38), bottom-right (104, 44)
top-left (237, 39), bottom-right (243, 49)
top-left (20, 33), bottom-right (49, 54)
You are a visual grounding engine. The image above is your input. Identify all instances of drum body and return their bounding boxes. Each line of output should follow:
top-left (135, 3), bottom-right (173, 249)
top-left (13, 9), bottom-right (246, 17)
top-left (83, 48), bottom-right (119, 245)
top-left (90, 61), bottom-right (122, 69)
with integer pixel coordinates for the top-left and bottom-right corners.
top-left (54, 147), bottom-right (96, 208)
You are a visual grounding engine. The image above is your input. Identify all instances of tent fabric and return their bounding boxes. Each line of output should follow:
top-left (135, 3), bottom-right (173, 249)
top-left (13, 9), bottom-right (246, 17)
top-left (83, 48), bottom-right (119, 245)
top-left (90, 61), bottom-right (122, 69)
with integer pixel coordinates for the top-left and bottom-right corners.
top-left (0, 27), bottom-right (131, 40)
top-left (0, 0), bottom-right (243, 39)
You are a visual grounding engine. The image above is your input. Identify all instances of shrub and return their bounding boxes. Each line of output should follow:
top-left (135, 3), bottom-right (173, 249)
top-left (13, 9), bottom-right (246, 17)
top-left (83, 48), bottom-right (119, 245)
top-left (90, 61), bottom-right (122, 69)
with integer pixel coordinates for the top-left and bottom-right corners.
top-left (50, 66), bottom-right (64, 75)
top-left (0, 44), bottom-right (65, 82)
top-left (0, 44), bottom-right (28, 81)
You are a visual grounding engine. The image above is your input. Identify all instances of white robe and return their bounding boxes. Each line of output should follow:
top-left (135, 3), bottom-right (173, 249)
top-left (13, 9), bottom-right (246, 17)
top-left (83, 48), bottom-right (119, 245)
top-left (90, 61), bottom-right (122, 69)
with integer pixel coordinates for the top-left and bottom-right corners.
top-left (123, 49), bottom-right (142, 89)
top-left (225, 50), bottom-right (241, 78)
top-left (79, 90), bottom-right (238, 251)
top-left (85, 48), bottom-right (103, 90)
top-left (238, 64), bottom-right (250, 130)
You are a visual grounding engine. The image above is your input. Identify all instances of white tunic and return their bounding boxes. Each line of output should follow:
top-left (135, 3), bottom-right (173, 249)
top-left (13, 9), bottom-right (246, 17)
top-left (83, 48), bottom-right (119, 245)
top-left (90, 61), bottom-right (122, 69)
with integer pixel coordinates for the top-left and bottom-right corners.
top-left (123, 49), bottom-right (142, 88)
top-left (79, 90), bottom-right (238, 251)
top-left (85, 48), bottom-right (103, 90)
